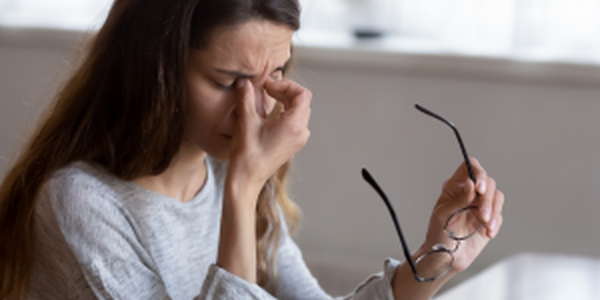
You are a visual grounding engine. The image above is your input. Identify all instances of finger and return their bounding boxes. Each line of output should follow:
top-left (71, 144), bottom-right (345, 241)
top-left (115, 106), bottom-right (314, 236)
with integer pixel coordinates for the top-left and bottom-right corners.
top-left (442, 158), bottom-right (481, 206)
top-left (475, 176), bottom-right (496, 225)
top-left (465, 158), bottom-right (488, 195)
top-left (448, 158), bottom-right (483, 188)
top-left (235, 79), bottom-right (259, 126)
top-left (491, 215), bottom-right (504, 239)
top-left (437, 175), bottom-right (476, 215)
top-left (459, 158), bottom-right (495, 219)
top-left (471, 159), bottom-right (496, 227)
top-left (264, 78), bottom-right (312, 114)
top-left (487, 190), bottom-right (505, 238)
top-left (264, 79), bottom-right (312, 134)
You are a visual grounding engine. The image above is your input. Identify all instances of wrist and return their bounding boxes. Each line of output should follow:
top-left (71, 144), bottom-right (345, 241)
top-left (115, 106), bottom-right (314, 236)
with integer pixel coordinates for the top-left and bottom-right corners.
top-left (224, 170), bottom-right (264, 208)
top-left (228, 156), bottom-right (270, 188)
top-left (218, 173), bottom-right (261, 283)
top-left (392, 250), bottom-right (454, 300)
top-left (415, 245), bottom-right (459, 277)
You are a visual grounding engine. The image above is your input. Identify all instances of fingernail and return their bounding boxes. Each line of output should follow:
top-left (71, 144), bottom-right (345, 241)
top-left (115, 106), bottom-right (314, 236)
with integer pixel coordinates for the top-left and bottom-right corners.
top-left (477, 180), bottom-right (487, 194)
top-left (489, 218), bottom-right (497, 232)
top-left (490, 220), bottom-right (499, 238)
top-left (482, 208), bottom-right (491, 222)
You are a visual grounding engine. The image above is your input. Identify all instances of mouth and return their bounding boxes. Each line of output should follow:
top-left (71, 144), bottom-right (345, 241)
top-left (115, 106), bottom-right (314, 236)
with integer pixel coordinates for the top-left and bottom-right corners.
top-left (221, 134), bottom-right (233, 140)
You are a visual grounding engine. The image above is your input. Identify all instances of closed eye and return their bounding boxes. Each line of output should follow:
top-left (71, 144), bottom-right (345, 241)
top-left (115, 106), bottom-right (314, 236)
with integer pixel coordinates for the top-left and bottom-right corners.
top-left (215, 79), bottom-right (237, 91)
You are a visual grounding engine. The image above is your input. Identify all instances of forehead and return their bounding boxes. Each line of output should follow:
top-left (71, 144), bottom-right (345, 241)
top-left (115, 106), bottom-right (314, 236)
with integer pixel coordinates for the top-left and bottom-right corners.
top-left (201, 20), bottom-right (294, 71)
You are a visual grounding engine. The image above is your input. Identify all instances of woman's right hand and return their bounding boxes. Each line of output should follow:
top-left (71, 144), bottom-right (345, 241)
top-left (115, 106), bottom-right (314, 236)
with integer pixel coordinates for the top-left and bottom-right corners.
top-left (228, 77), bottom-right (312, 193)
top-left (217, 78), bottom-right (311, 283)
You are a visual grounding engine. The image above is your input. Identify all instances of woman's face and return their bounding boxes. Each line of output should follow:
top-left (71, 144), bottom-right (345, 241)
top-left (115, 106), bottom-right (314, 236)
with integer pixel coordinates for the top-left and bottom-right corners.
top-left (184, 20), bottom-right (294, 161)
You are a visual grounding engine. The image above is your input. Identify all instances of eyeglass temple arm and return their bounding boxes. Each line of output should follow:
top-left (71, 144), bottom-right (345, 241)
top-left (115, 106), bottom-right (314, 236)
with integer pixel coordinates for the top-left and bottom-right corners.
top-left (415, 104), bottom-right (476, 183)
top-left (361, 168), bottom-right (421, 279)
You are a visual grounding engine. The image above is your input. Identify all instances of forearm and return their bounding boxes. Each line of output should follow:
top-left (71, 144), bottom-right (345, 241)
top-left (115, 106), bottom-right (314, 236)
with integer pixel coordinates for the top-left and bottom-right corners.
top-left (216, 175), bottom-right (262, 283)
top-left (392, 247), bottom-right (454, 300)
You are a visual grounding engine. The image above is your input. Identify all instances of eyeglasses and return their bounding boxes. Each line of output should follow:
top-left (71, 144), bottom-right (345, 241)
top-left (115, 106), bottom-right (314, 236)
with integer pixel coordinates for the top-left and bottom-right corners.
top-left (361, 104), bottom-right (483, 283)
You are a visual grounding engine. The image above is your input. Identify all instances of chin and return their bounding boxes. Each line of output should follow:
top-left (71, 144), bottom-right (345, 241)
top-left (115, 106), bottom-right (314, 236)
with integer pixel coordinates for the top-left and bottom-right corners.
top-left (204, 147), bottom-right (230, 163)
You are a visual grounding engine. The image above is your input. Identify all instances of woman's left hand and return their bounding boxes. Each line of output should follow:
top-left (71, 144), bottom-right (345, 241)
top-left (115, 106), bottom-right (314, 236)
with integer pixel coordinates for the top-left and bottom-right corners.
top-left (421, 158), bottom-right (505, 274)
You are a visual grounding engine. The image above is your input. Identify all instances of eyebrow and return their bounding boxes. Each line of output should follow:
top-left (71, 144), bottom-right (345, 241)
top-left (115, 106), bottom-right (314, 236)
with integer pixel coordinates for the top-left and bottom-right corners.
top-left (215, 58), bottom-right (291, 79)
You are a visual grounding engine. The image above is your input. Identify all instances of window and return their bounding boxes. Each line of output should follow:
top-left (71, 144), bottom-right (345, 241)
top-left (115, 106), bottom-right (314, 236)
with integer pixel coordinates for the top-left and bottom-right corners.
top-left (1, 0), bottom-right (599, 63)
top-left (300, 0), bottom-right (600, 63)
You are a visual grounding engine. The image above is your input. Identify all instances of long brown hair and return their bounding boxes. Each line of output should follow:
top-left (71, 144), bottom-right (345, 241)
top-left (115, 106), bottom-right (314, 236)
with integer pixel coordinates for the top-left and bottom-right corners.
top-left (0, 0), bottom-right (301, 298)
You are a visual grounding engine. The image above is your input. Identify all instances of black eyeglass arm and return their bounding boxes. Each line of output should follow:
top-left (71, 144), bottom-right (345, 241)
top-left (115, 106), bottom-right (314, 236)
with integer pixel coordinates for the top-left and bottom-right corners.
top-left (415, 104), bottom-right (476, 183)
top-left (361, 168), bottom-right (421, 279)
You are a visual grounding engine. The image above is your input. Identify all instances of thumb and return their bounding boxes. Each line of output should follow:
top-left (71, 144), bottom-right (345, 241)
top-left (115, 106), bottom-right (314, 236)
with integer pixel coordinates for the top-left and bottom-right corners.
top-left (438, 178), bottom-right (477, 215)
top-left (235, 79), bottom-right (260, 129)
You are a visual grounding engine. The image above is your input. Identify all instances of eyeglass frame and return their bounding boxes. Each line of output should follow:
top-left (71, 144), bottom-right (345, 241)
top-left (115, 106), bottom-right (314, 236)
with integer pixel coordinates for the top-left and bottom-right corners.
top-left (361, 104), bottom-right (483, 283)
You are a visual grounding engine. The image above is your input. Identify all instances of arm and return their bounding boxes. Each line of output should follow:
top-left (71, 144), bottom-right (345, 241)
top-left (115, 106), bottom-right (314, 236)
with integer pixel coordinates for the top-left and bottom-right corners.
top-left (392, 158), bottom-right (505, 300)
top-left (216, 77), bottom-right (312, 283)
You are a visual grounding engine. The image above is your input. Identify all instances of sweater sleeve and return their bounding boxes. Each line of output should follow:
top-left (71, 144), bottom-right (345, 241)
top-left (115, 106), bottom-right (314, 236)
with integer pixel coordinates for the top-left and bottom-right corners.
top-left (274, 222), bottom-right (400, 300)
top-left (198, 265), bottom-right (278, 299)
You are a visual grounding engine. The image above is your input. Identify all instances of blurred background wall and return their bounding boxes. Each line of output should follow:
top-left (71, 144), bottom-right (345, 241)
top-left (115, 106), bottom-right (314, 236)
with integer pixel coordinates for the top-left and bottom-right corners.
top-left (2, 2), bottom-right (600, 295)
top-left (288, 45), bottom-right (600, 293)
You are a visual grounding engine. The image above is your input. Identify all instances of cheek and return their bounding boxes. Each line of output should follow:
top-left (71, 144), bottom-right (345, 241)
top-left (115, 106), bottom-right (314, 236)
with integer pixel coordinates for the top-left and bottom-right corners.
top-left (186, 83), bottom-right (235, 136)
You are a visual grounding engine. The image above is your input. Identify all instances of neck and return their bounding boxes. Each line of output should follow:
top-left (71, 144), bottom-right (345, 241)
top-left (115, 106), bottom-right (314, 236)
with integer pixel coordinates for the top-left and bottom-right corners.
top-left (133, 139), bottom-right (208, 203)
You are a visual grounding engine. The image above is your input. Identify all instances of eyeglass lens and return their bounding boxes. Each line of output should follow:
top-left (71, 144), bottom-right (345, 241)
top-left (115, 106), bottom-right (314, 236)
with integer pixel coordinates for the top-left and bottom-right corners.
top-left (444, 206), bottom-right (484, 242)
top-left (415, 249), bottom-right (453, 281)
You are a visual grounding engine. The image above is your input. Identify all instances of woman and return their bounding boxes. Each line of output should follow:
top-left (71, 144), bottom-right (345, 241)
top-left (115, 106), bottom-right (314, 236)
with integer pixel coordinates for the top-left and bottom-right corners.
top-left (0, 0), bottom-right (504, 299)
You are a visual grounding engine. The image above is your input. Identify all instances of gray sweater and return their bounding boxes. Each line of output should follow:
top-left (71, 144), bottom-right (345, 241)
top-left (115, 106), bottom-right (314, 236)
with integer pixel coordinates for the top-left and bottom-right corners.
top-left (29, 158), bottom-right (399, 299)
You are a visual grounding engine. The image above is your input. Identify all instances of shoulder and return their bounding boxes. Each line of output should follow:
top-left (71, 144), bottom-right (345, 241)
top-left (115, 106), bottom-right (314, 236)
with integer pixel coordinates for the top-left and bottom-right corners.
top-left (46, 161), bottom-right (122, 197)
top-left (38, 162), bottom-right (147, 253)
top-left (40, 161), bottom-right (129, 219)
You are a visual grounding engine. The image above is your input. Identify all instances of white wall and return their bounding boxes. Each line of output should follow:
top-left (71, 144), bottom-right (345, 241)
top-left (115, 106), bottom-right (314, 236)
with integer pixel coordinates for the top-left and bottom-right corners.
top-left (289, 46), bottom-right (600, 291)
top-left (2, 27), bottom-right (600, 294)
top-left (0, 27), bottom-right (82, 174)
